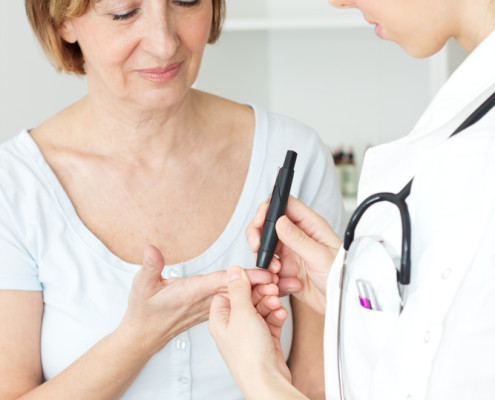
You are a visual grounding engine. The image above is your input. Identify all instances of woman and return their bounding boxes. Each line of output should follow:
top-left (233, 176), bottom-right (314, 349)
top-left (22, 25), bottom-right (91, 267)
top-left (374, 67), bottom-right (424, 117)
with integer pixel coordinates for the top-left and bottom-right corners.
top-left (0, 0), bottom-right (345, 399)
top-left (210, 0), bottom-right (495, 399)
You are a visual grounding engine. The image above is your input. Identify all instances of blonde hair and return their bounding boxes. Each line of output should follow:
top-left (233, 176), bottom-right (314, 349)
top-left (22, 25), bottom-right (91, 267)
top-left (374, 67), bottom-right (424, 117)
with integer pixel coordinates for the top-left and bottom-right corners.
top-left (25, 0), bottom-right (225, 75)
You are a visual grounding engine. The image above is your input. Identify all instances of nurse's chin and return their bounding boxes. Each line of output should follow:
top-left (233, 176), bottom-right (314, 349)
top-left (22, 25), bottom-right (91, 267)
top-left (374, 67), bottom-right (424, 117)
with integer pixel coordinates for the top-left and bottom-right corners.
top-left (398, 39), bottom-right (448, 59)
top-left (374, 24), bottom-right (384, 39)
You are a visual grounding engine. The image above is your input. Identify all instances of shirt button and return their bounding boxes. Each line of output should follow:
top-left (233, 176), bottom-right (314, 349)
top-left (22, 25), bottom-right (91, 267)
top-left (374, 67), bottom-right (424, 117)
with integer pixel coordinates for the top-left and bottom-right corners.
top-left (424, 331), bottom-right (431, 343)
top-left (179, 376), bottom-right (189, 385)
top-left (441, 269), bottom-right (452, 279)
top-left (175, 340), bottom-right (186, 350)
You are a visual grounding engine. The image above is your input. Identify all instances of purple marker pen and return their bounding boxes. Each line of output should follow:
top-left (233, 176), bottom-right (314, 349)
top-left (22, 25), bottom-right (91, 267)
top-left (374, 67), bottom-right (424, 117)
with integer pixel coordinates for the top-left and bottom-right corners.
top-left (356, 279), bottom-right (378, 310)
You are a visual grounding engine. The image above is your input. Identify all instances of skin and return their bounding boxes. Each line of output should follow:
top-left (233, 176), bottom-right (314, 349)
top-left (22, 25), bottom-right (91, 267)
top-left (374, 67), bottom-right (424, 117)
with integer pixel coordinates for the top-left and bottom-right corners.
top-left (0, 0), bottom-right (326, 398)
top-left (209, 0), bottom-right (495, 398)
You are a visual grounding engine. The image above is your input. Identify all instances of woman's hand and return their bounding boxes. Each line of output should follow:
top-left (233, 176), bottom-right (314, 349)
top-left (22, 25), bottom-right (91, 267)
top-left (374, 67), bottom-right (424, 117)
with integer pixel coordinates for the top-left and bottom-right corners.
top-left (209, 266), bottom-right (299, 399)
top-left (119, 245), bottom-right (277, 356)
top-left (246, 196), bottom-right (342, 314)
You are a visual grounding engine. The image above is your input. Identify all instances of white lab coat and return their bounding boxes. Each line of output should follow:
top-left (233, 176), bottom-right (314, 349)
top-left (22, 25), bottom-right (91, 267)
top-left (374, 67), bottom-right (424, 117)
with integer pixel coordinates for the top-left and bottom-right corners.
top-left (324, 30), bottom-right (495, 399)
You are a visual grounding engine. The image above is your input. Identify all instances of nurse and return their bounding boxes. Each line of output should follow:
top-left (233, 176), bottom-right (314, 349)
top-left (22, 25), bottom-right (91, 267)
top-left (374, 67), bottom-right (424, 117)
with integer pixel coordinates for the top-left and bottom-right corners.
top-left (209, 0), bottom-right (495, 398)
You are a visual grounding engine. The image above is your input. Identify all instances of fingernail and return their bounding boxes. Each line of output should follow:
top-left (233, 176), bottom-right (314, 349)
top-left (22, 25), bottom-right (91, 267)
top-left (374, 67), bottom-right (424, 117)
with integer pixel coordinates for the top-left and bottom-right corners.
top-left (228, 267), bottom-right (241, 281)
top-left (285, 286), bottom-right (300, 294)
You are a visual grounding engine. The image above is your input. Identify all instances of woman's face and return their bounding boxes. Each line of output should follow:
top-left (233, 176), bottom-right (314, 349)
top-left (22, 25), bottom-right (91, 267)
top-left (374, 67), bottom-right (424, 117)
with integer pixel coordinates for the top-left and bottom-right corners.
top-left (61, 0), bottom-right (213, 110)
top-left (328, 0), bottom-right (457, 58)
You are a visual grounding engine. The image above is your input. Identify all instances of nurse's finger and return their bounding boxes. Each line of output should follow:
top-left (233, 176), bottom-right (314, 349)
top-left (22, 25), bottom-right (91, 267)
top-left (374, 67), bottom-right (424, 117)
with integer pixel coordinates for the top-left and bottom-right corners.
top-left (284, 196), bottom-right (342, 249)
top-left (256, 295), bottom-right (282, 318)
top-left (209, 293), bottom-right (231, 334)
top-left (226, 266), bottom-right (255, 313)
top-left (266, 256), bottom-right (282, 274)
top-left (252, 283), bottom-right (279, 306)
top-left (277, 277), bottom-right (303, 297)
top-left (245, 201), bottom-right (270, 253)
top-left (276, 215), bottom-right (334, 269)
top-left (265, 307), bottom-right (288, 329)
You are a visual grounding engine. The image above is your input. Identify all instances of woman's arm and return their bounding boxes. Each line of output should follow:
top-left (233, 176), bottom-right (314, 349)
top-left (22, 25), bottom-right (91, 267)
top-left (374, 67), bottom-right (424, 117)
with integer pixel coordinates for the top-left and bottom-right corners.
top-left (0, 291), bottom-right (43, 399)
top-left (288, 296), bottom-right (325, 399)
top-left (0, 246), bottom-right (276, 400)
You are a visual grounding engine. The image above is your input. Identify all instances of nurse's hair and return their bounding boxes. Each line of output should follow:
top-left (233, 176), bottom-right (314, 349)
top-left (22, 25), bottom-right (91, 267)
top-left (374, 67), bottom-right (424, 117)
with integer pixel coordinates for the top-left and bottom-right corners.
top-left (25, 0), bottom-right (225, 75)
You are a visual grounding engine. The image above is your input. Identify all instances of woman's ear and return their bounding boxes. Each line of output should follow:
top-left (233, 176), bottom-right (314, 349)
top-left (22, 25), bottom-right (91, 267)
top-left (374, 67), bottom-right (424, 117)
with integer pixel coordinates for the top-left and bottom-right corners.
top-left (59, 18), bottom-right (77, 44)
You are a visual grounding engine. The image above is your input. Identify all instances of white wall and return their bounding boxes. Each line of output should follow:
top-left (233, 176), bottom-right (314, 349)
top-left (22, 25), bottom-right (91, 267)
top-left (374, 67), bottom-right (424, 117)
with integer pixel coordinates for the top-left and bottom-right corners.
top-left (0, 2), bottom-right (87, 142)
top-left (196, 28), bottom-right (431, 163)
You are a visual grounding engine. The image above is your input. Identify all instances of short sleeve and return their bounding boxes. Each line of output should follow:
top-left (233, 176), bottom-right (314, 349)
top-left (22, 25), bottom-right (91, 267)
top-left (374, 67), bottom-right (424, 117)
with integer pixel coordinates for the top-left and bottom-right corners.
top-left (0, 199), bottom-right (42, 291)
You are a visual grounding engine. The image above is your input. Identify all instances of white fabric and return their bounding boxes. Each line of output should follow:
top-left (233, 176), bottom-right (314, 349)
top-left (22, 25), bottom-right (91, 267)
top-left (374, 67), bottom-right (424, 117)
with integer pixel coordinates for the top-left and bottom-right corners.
top-left (0, 104), bottom-right (345, 400)
top-left (324, 30), bottom-right (495, 399)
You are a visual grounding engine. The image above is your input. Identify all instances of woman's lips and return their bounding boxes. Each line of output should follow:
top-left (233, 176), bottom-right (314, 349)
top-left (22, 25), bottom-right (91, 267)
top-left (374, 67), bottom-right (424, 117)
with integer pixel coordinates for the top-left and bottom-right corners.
top-left (136, 62), bottom-right (183, 83)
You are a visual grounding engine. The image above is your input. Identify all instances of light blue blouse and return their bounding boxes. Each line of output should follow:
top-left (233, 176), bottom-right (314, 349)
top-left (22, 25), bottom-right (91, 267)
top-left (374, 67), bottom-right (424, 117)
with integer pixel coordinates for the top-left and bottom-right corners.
top-left (0, 105), bottom-right (344, 399)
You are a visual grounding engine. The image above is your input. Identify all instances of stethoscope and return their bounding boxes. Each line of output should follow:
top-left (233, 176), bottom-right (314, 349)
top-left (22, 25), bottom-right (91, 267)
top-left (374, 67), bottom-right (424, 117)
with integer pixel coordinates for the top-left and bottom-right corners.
top-left (336, 90), bottom-right (495, 399)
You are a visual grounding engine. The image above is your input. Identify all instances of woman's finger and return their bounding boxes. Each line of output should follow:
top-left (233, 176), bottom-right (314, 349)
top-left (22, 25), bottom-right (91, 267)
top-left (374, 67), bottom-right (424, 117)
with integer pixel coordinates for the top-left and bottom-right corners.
top-left (205, 268), bottom-right (276, 296)
top-left (133, 245), bottom-right (166, 294)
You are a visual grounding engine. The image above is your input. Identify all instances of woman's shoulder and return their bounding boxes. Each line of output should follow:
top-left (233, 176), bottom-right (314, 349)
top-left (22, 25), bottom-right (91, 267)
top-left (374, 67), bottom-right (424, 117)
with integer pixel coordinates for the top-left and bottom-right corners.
top-left (0, 131), bottom-right (34, 172)
top-left (0, 131), bottom-right (50, 204)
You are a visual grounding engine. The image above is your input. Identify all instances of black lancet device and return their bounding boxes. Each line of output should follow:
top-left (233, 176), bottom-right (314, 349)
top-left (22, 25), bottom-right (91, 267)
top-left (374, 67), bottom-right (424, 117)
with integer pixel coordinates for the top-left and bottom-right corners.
top-left (256, 150), bottom-right (297, 269)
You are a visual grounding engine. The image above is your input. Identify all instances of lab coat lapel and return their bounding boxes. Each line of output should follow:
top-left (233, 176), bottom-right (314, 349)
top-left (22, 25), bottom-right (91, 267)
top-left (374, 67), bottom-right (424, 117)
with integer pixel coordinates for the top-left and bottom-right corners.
top-left (358, 29), bottom-right (495, 205)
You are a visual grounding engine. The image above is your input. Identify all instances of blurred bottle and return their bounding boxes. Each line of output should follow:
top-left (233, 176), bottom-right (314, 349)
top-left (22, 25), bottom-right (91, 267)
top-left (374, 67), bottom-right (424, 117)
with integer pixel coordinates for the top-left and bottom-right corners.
top-left (332, 147), bottom-right (345, 195)
top-left (341, 148), bottom-right (358, 197)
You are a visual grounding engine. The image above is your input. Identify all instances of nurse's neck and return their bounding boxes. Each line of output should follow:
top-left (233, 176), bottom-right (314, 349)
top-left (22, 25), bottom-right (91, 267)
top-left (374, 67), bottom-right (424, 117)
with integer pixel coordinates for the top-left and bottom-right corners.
top-left (454, 0), bottom-right (495, 53)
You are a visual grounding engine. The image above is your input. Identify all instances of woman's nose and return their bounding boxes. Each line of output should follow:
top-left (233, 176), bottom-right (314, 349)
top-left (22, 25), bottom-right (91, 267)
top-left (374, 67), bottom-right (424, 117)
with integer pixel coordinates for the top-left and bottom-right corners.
top-left (328, 0), bottom-right (356, 8)
top-left (141, 11), bottom-right (180, 60)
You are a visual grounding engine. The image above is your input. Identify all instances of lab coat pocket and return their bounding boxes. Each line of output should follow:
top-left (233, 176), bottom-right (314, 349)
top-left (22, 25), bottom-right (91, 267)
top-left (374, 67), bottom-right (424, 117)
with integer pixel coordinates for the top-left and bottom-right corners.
top-left (341, 298), bottom-right (400, 399)
top-left (339, 236), bottom-right (402, 397)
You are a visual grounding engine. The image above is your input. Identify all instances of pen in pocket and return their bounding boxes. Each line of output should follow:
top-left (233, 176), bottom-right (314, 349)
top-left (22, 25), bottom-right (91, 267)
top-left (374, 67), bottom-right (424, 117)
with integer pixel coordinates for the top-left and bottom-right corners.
top-left (356, 279), bottom-right (379, 311)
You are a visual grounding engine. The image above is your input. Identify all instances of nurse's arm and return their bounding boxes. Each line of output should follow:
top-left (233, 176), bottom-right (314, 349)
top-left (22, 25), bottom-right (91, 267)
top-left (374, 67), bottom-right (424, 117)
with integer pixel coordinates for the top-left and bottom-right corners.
top-left (210, 266), bottom-right (310, 400)
top-left (288, 296), bottom-right (325, 399)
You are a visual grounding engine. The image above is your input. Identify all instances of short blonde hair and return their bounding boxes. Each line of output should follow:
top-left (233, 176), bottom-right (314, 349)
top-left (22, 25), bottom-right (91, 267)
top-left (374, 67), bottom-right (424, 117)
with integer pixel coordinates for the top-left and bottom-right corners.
top-left (25, 0), bottom-right (225, 75)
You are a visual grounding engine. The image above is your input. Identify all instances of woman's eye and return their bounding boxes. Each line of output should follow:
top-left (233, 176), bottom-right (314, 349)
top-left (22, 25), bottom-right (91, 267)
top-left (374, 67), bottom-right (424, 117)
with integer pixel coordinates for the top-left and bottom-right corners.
top-left (112, 9), bottom-right (139, 21)
top-left (174, 0), bottom-right (201, 7)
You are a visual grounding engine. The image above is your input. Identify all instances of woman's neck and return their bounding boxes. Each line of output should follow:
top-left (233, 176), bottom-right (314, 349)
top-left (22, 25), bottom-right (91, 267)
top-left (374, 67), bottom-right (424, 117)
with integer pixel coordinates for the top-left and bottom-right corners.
top-left (66, 89), bottom-right (204, 166)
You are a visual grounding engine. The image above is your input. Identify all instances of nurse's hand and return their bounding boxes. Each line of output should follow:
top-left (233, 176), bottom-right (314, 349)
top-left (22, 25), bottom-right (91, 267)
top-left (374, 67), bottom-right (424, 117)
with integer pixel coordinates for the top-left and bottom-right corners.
top-left (119, 245), bottom-right (277, 356)
top-left (246, 196), bottom-right (342, 315)
top-left (210, 266), bottom-right (306, 399)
